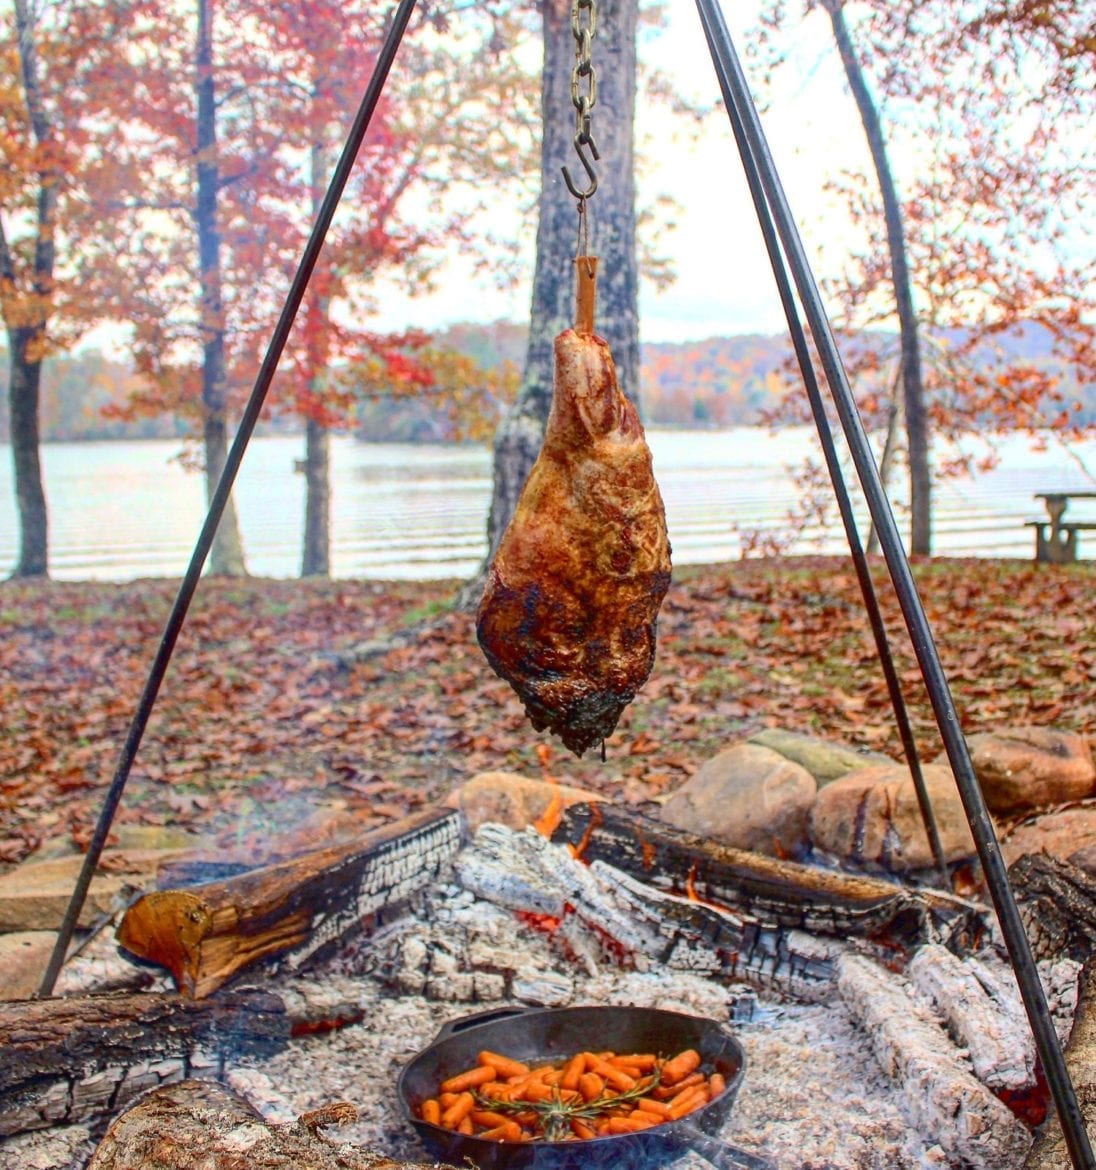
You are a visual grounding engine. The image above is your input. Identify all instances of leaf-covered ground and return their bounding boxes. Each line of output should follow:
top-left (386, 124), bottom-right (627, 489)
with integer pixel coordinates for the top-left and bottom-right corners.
top-left (1, 557), bottom-right (1093, 868)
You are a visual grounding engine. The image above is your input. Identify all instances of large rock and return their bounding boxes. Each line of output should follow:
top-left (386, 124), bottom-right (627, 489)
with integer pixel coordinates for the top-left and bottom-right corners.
top-left (748, 728), bottom-right (891, 787)
top-left (963, 727), bottom-right (1095, 816)
top-left (810, 763), bottom-right (976, 872)
top-left (0, 852), bottom-right (178, 933)
top-left (659, 742), bottom-right (816, 858)
top-left (0, 931), bottom-right (56, 1000)
top-left (1001, 806), bottom-right (1096, 868)
top-left (448, 772), bottom-right (604, 833)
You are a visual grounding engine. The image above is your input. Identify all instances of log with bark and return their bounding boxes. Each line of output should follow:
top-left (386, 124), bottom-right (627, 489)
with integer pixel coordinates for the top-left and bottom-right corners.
top-left (1008, 852), bottom-right (1096, 962)
top-left (86, 1079), bottom-right (456, 1170)
top-left (0, 989), bottom-right (287, 1138)
top-left (552, 802), bottom-right (986, 948)
top-left (117, 809), bottom-right (462, 998)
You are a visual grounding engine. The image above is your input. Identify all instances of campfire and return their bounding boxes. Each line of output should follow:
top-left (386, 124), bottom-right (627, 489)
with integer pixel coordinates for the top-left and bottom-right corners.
top-left (2, 779), bottom-right (1084, 1170)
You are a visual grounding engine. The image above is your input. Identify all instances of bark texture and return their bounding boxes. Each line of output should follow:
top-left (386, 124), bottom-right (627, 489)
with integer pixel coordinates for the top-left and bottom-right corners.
top-left (4, 0), bottom-right (56, 578)
top-left (825, 0), bottom-right (932, 556)
top-left (475, 0), bottom-right (639, 596)
top-left (86, 1079), bottom-right (456, 1170)
top-left (196, 0), bottom-right (246, 576)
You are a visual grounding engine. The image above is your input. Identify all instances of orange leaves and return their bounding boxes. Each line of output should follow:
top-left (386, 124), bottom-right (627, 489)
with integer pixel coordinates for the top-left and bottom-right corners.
top-left (0, 558), bottom-right (1093, 868)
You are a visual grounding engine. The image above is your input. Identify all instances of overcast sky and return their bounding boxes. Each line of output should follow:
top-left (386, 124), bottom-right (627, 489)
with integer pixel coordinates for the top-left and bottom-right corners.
top-left (366, 3), bottom-right (871, 345)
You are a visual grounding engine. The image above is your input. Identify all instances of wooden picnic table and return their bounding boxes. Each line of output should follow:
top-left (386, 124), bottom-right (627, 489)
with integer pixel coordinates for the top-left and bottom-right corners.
top-left (1027, 491), bottom-right (1096, 563)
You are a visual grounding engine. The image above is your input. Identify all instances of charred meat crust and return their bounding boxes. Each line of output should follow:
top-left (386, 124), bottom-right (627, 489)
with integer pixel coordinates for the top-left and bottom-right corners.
top-left (476, 329), bottom-right (672, 756)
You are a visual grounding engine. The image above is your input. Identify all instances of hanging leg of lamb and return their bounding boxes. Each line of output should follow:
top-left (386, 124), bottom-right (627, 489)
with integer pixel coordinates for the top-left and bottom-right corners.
top-left (476, 327), bottom-right (672, 757)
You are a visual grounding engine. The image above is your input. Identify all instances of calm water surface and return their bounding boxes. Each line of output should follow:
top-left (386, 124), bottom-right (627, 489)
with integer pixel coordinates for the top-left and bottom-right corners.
top-left (0, 429), bottom-right (1092, 580)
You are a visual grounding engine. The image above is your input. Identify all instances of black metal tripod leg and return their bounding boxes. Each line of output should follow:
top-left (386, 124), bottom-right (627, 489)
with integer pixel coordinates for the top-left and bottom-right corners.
top-left (37, 0), bottom-right (421, 1000)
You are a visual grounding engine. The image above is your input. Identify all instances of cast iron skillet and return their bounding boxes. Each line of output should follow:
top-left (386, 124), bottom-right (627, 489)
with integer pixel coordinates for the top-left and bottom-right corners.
top-left (396, 1004), bottom-right (774, 1170)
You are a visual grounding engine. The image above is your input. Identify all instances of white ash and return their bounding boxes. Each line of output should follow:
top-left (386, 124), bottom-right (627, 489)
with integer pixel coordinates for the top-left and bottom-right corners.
top-left (235, 873), bottom-right (966, 1169)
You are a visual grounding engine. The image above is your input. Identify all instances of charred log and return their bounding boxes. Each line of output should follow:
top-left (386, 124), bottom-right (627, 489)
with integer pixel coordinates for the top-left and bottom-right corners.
top-left (118, 809), bottom-right (462, 998)
top-left (1008, 853), bottom-right (1096, 962)
top-left (0, 989), bottom-right (287, 1138)
top-left (553, 803), bottom-right (984, 948)
top-left (85, 1079), bottom-right (456, 1170)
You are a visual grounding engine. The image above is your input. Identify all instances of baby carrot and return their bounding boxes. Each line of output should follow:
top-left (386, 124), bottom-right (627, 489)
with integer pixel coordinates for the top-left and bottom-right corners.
top-left (457, 1116), bottom-right (474, 1135)
top-left (438, 1092), bottom-right (460, 1108)
top-left (660, 1048), bottom-right (702, 1086)
top-left (584, 1055), bottom-right (636, 1091)
top-left (420, 1099), bottom-right (441, 1125)
top-left (615, 1053), bottom-right (657, 1072)
top-left (607, 1115), bottom-right (658, 1134)
top-left (471, 1110), bottom-right (514, 1129)
top-left (440, 1091), bottom-right (475, 1129)
top-left (479, 1120), bottom-right (523, 1142)
top-left (570, 1119), bottom-right (597, 1140)
top-left (578, 1071), bottom-right (605, 1102)
top-left (652, 1071), bottom-right (705, 1100)
top-left (560, 1052), bottom-right (586, 1091)
top-left (478, 1050), bottom-right (529, 1079)
top-left (709, 1072), bottom-right (727, 1098)
top-left (667, 1086), bottom-right (709, 1120)
top-left (440, 1065), bottom-right (497, 1094)
top-left (634, 1097), bottom-right (672, 1119)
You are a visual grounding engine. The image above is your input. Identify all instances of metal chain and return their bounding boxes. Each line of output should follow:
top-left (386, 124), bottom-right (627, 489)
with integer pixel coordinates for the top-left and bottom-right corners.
top-left (562, 0), bottom-right (599, 204)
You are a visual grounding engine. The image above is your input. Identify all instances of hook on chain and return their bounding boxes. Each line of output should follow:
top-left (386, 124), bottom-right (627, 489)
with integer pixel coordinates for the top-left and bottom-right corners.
top-left (562, 132), bottom-right (599, 201)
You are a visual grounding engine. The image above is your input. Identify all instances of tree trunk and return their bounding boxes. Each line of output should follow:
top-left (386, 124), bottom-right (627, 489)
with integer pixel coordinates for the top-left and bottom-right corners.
top-left (471, 0), bottom-right (639, 602)
top-left (301, 417), bottom-right (331, 576)
top-left (7, 330), bottom-right (49, 577)
top-left (195, 0), bottom-right (246, 576)
top-left (825, 0), bottom-right (932, 556)
top-left (301, 140), bottom-right (331, 578)
top-left (5, 0), bottom-right (57, 579)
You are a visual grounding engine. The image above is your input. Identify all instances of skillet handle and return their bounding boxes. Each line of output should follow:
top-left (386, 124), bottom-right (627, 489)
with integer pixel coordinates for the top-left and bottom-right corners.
top-left (432, 1006), bottom-right (531, 1044)
top-left (674, 1122), bottom-right (776, 1170)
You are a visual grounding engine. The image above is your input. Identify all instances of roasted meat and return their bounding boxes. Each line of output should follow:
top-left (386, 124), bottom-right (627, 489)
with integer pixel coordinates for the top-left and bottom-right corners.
top-left (476, 327), bottom-right (672, 756)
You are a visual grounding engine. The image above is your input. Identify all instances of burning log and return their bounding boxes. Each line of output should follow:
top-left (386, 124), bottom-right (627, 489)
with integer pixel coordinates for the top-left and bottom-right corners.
top-left (457, 823), bottom-right (843, 1000)
top-left (0, 989), bottom-right (287, 1138)
top-left (554, 802), bottom-right (985, 947)
top-left (837, 953), bottom-right (1033, 1169)
top-left (86, 1079), bottom-right (457, 1170)
top-left (117, 809), bottom-right (462, 998)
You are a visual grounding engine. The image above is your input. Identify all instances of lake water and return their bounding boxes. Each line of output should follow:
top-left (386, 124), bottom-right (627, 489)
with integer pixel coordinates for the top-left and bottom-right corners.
top-left (0, 429), bottom-right (1092, 581)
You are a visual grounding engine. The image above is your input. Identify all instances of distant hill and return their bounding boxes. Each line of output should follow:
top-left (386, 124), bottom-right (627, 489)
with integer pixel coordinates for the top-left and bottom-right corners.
top-left (1, 319), bottom-right (1091, 443)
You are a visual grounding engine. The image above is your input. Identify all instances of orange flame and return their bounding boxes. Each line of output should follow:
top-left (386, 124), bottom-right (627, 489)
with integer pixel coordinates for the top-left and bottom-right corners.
top-left (568, 802), bottom-right (602, 862)
top-left (533, 778), bottom-right (564, 839)
top-left (685, 863), bottom-right (701, 903)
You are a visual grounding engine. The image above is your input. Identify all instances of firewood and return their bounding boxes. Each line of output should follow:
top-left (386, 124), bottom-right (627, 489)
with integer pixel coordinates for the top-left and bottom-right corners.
top-left (0, 989), bottom-right (287, 1138)
top-left (553, 802), bottom-right (985, 947)
top-left (907, 943), bottom-right (1034, 1091)
top-left (117, 808), bottom-right (462, 998)
top-left (838, 953), bottom-right (1033, 1169)
top-left (85, 1079), bottom-right (457, 1170)
top-left (1008, 853), bottom-right (1096, 962)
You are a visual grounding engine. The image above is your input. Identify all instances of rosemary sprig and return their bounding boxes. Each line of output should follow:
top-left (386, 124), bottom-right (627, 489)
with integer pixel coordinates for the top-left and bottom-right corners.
top-left (474, 1071), bottom-right (663, 1142)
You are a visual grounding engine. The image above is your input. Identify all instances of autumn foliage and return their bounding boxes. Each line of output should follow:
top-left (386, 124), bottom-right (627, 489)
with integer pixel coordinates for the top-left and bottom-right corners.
top-left (1, 558), bottom-right (1091, 866)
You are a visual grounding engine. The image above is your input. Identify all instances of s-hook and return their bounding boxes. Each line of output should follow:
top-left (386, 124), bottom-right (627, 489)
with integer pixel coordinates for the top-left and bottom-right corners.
top-left (561, 0), bottom-right (599, 201)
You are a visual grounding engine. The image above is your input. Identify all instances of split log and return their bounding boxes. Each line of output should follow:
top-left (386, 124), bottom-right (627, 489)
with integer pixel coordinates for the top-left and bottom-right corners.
top-left (1009, 853), bottom-right (1096, 962)
top-left (86, 1079), bottom-right (457, 1170)
top-left (118, 808), bottom-right (462, 998)
top-left (554, 802), bottom-right (985, 948)
top-left (907, 943), bottom-right (1034, 1090)
top-left (0, 989), bottom-right (287, 1138)
top-left (1024, 956), bottom-right (1096, 1169)
top-left (837, 953), bottom-right (1033, 1169)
